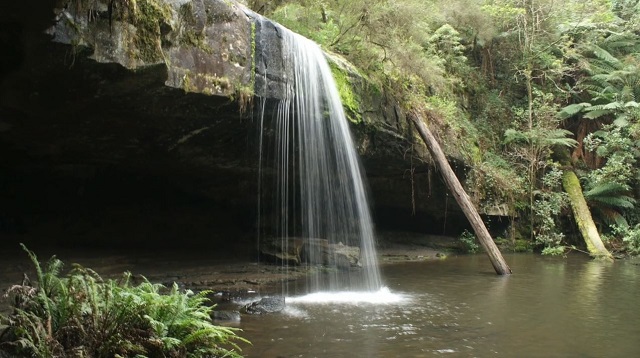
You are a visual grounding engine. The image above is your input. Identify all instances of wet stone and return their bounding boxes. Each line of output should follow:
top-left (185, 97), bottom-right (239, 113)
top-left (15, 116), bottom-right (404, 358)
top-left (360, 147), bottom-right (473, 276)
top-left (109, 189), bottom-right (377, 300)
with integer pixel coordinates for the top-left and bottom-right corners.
top-left (243, 296), bottom-right (285, 315)
top-left (213, 310), bottom-right (241, 322)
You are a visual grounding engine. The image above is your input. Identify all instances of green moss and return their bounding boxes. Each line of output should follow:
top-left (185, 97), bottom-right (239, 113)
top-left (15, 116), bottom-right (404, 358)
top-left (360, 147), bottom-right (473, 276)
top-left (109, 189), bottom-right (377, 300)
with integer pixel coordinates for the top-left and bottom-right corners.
top-left (513, 239), bottom-right (532, 252)
top-left (181, 31), bottom-right (214, 54)
top-left (234, 85), bottom-right (254, 114)
top-left (131, 0), bottom-right (173, 63)
top-left (562, 170), bottom-right (613, 259)
top-left (177, 3), bottom-right (214, 54)
top-left (494, 236), bottom-right (531, 252)
top-left (330, 64), bottom-right (362, 124)
top-left (182, 70), bottom-right (196, 92)
top-left (233, 21), bottom-right (258, 115)
top-left (182, 70), bottom-right (232, 95)
top-left (251, 21), bottom-right (256, 88)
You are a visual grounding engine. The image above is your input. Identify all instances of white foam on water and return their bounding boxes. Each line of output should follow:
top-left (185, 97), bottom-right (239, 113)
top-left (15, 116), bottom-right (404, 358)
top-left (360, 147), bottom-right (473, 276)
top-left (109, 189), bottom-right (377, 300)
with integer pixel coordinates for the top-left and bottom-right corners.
top-left (281, 305), bottom-right (309, 318)
top-left (286, 287), bottom-right (409, 305)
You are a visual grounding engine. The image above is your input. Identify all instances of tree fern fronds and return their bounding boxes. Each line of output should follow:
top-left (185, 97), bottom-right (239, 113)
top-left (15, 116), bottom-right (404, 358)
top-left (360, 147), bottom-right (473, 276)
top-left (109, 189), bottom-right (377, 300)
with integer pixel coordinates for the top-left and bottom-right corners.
top-left (585, 182), bottom-right (636, 207)
top-left (591, 206), bottom-right (629, 227)
top-left (584, 109), bottom-right (612, 119)
top-left (558, 102), bottom-right (591, 119)
top-left (591, 44), bottom-right (621, 65)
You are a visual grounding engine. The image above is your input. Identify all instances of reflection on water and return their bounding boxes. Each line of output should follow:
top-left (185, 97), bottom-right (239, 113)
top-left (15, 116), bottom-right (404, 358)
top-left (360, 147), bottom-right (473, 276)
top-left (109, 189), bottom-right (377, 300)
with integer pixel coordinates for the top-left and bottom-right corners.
top-left (237, 254), bottom-right (640, 357)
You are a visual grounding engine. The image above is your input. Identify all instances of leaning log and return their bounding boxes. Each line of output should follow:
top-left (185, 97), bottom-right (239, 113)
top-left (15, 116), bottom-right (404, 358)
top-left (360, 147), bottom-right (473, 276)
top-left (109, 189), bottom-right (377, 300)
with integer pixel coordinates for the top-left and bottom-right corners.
top-left (410, 114), bottom-right (512, 275)
top-left (562, 170), bottom-right (613, 260)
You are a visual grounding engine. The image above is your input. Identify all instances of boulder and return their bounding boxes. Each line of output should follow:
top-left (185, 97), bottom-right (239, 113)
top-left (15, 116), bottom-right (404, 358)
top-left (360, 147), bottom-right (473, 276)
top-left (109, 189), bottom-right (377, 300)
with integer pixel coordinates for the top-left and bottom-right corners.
top-left (243, 296), bottom-right (285, 315)
top-left (260, 237), bottom-right (361, 269)
top-left (259, 237), bottom-right (305, 265)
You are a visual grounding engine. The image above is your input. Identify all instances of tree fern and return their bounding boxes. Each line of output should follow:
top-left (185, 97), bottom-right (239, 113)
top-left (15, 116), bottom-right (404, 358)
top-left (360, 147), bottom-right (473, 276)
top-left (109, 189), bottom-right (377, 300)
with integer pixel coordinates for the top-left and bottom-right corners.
top-left (584, 182), bottom-right (636, 227)
top-left (558, 102), bottom-right (591, 119)
top-left (590, 44), bottom-right (620, 65)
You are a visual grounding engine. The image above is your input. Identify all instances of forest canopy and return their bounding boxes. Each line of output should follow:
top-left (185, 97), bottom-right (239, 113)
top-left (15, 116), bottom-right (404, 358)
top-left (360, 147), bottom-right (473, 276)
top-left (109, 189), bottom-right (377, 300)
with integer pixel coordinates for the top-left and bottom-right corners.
top-left (246, 0), bottom-right (640, 256)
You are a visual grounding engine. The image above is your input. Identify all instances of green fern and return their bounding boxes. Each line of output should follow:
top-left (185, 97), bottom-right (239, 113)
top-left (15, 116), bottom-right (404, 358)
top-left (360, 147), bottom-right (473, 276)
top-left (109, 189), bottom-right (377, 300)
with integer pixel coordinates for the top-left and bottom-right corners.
top-left (584, 182), bottom-right (636, 227)
top-left (1, 247), bottom-right (250, 358)
top-left (558, 102), bottom-right (591, 119)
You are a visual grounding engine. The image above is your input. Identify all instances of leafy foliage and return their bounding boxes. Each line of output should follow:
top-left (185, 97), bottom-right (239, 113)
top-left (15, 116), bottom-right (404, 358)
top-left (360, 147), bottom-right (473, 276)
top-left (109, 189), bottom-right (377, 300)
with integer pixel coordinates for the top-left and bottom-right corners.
top-left (584, 125), bottom-right (639, 189)
top-left (532, 166), bottom-right (569, 254)
top-left (0, 245), bottom-right (249, 358)
top-left (610, 223), bottom-right (640, 255)
top-left (459, 230), bottom-right (480, 253)
top-left (584, 182), bottom-right (636, 227)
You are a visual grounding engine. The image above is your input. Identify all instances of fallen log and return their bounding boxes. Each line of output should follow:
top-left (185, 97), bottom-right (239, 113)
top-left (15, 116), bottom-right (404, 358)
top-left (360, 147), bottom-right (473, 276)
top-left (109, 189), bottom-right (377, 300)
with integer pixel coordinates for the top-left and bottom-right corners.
top-left (562, 170), bottom-right (613, 260)
top-left (410, 114), bottom-right (512, 275)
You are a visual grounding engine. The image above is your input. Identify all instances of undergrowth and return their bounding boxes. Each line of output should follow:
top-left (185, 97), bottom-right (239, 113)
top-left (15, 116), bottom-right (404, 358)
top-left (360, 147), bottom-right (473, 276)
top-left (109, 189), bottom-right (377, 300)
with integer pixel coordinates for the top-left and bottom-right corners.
top-left (0, 244), bottom-right (248, 358)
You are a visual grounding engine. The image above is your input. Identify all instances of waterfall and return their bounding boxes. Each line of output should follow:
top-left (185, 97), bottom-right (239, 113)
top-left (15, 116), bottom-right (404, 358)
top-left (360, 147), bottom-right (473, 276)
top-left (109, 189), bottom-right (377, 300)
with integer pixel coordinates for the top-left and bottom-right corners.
top-left (254, 18), bottom-right (382, 293)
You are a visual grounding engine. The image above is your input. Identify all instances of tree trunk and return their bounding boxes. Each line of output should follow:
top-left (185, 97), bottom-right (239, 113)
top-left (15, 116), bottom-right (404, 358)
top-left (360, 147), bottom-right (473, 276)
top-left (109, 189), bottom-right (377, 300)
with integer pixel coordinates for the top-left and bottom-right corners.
top-left (410, 114), bottom-right (512, 275)
top-left (562, 170), bottom-right (613, 260)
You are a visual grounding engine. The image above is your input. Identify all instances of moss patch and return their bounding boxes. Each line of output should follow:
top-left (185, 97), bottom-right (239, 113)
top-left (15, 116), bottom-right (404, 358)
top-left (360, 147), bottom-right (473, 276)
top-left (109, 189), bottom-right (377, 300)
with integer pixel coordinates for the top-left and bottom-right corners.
top-left (178, 2), bottom-right (214, 54)
top-left (330, 63), bottom-right (362, 124)
top-left (130, 0), bottom-right (174, 62)
top-left (182, 70), bottom-right (231, 94)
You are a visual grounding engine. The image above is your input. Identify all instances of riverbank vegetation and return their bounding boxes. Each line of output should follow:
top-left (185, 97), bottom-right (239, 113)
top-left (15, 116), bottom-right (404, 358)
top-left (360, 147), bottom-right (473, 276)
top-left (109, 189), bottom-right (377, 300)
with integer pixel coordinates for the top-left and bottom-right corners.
top-left (246, 0), bottom-right (640, 257)
top-left (0, 245), bottom-right (248, 357)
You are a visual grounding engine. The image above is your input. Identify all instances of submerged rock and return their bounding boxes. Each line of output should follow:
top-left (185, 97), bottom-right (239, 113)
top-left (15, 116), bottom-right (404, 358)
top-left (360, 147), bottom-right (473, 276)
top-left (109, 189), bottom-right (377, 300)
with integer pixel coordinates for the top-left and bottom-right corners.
top-left (213, 310), bottom-right (241, 322)
top-left (243, 296), bottom-right (285, 315)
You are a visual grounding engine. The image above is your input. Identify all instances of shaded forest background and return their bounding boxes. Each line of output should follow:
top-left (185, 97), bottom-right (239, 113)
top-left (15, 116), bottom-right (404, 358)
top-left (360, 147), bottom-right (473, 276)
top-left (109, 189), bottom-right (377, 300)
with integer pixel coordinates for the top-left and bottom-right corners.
top-left (246, 0), bottom-right (640, 256)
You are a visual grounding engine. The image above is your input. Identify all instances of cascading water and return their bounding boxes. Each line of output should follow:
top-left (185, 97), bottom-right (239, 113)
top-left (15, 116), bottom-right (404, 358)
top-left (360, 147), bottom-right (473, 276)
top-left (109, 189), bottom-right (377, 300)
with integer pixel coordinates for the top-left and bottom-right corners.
top-left (253, 17), bottom-right (382, 293)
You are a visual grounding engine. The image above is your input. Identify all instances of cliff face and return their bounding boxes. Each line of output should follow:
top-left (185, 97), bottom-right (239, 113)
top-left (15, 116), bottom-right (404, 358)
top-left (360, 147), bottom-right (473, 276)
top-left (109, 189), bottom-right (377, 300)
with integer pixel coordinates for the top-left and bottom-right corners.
top-left (0, 0), bottom-right (475, 250)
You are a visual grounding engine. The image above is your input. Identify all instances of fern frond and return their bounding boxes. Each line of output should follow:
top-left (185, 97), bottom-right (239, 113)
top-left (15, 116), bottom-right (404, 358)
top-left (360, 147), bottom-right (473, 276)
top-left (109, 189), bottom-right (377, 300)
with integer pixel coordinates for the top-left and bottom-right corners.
top-left (590, 45), bottom-right (620, 66)
top-left (543, 129), bottom-right (578, 147)
top-left (584, 109), bottom-right (612, 119)
top-left (591, 206), bottom-right (629, 227)
top-left (585, 182), bottom-right (628, 197)
top-left (588, 195), bottom-right (636, 209)
top-left (558, 102), bottom-right (591, 119)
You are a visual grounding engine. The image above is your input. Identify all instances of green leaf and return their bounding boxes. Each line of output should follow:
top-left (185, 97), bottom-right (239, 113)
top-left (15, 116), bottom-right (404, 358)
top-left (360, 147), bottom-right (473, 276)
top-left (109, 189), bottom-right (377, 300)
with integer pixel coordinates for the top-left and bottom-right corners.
top-left (503, 128), bottom-right (528, 144)
top-left (558, 103), bottom-right (591, 119)
top-left (584, 109), bottom-right (612, 119)
top-left (613, 115), bottom-right (629, 127)
top-left (590, 45), bottom-right (620, 66)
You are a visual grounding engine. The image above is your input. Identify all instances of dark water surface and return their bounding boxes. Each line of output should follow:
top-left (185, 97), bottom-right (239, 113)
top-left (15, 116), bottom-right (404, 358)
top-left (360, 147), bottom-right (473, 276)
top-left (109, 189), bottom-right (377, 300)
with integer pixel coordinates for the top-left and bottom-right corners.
top-left (239, 254), bottom-right (640, 357)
